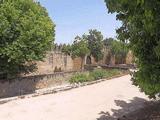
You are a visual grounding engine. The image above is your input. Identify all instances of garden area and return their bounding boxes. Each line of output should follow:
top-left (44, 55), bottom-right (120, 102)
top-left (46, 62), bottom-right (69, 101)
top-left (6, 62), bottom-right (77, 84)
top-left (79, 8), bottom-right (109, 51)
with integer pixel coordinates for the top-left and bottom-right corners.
top-left (69, 69), bottom-right (127, 84)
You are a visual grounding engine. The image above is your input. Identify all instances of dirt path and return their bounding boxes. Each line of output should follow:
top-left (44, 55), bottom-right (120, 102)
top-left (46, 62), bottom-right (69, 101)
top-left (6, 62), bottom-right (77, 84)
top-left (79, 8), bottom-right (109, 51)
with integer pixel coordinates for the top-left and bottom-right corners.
top-left (0, 75), bottom-right (149, 120)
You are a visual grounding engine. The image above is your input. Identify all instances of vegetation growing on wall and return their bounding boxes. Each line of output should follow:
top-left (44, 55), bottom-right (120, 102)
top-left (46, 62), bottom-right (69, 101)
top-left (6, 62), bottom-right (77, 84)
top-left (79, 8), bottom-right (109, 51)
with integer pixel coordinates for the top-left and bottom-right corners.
top-left (0, 0), bottom-right (55, 78)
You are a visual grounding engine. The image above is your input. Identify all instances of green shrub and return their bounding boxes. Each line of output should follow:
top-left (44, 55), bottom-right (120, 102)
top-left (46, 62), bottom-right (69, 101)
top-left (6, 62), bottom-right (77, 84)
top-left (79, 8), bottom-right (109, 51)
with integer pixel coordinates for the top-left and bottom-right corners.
top-left (107, 69), bottom-right (121, 77)
top-left (69, 69), bottom-right (123, 83)
top-left (89, 69), bottom-right (107, 80)
top-left (69, 73), bottom-right (89, 83)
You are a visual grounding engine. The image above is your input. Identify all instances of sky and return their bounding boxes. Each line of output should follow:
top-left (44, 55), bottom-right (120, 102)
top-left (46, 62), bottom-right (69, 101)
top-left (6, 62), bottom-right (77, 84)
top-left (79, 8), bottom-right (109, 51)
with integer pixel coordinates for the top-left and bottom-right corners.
top-left (39, 0), bottom-right (121, 44)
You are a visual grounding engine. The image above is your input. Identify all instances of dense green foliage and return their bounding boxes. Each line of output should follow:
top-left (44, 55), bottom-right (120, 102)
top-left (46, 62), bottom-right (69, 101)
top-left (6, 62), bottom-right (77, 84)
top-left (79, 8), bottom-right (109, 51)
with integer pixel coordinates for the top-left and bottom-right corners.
top-left (104, 38), bottom-right (129, 64)
top-left (84, 29), bottom-right (104, 62)
top-left (110, 40), bottom-right (128, 57)
top-left (105, 0), bottom-right (160, 98)
top-left (69, 73), bottom-right (89, 83)
top-left (90, 69), bottom-right (122, 80)
top-left (69, 69), bottom-right (123, 83)
top-left (72, 37), bottom-right (90, 69)
top-left (110, 40), bottom-right (129, 64)
top-left (61, 44), bottom-right (72, 55)
top-left (0, 0), bottom-right (55, 77)
top-left (61, 29), bottom-right (104, 65)
top-left (90, 69), bottom-right (107, 80)
top-left (104, 38), bottom-right (128, 56)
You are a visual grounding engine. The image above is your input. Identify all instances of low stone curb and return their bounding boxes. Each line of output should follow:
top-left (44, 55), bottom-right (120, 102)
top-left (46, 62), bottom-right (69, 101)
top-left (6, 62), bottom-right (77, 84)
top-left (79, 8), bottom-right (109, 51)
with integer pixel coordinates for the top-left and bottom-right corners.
top-left (0, 73), bottom-right (129, 104)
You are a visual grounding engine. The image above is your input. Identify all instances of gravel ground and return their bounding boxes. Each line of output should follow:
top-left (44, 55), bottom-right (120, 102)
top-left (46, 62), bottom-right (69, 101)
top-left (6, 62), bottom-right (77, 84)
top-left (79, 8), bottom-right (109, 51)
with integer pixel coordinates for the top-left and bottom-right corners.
top-left (0, 75), bottom-right (150, 120)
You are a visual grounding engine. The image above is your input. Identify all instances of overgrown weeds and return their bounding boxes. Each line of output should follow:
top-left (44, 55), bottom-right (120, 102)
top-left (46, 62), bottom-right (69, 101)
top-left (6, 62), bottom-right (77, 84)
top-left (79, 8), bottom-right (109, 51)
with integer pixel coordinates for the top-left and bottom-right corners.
top-left (69, 69), bottom-right (124, 83)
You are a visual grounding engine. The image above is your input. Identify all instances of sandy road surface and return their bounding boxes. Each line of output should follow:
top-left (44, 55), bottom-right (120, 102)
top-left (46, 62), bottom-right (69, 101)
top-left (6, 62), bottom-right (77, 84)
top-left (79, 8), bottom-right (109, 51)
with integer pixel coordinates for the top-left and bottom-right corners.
top-left (0, 75), bottom-right (148, 120)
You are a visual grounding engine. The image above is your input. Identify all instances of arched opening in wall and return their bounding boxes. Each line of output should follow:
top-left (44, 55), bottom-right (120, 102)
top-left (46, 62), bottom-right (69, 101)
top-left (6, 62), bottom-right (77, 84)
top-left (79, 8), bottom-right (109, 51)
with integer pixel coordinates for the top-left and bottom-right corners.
top-left (86, 56), bottom-right (92, 64)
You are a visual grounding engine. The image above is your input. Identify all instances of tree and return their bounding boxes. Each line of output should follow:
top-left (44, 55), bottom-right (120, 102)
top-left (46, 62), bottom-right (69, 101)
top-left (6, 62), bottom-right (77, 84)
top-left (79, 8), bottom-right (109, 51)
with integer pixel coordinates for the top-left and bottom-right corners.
top-left (104, 38), bottom-right (114, 47)
top-left (84, 29), bottom-right (104, 62)
top-left (109, 40), bottom-right (128, 57)
top-left (61, 44), bottom-right (72, 55)
top-left (104, 38), bottom-right (129, 64)
top-left (0, 0), bottom-right (55, 78)
top-left (105, 0), bottom-right (160, 98)
top-left (72, 37), bottom-right (90, 70)
top-left (110, 40), bottom-right (128, 64)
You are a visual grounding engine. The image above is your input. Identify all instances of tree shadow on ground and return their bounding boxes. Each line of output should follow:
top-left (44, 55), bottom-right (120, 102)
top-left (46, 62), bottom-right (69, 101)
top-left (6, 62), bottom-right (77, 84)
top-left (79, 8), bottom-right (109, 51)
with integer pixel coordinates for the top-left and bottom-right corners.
top-left (96, 97), bottom-right (158, 120)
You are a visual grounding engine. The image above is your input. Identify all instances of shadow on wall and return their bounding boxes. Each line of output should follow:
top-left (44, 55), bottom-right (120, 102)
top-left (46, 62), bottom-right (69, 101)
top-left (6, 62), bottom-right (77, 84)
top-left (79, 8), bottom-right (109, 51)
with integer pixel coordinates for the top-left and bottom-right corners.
top-left (0, 76), bottom-right (39, 99)
top-left (0, 72), bottom-right (76, 99)
top-left (96, 97), bottom-right (157, 120)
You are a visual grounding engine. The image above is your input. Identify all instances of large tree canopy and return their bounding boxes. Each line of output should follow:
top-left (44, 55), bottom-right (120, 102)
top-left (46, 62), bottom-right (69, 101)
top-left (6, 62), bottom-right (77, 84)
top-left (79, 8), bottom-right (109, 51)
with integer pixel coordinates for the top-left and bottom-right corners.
top-left (104, 38), bottom-right (128, 57)
top-left (104, 38), bottom-right (129, 64)
top-left (105, 0), bottom-right (160, 98)
top-left (62, 29), bottom-right (104, 64)
top-left (0, 0), bottom-right (55, 78)
top-left (72, 36), bottom-right (90, 70)
top-left (61, 44), bottom-right (72, 56)
top-left (84, 29), bottom-right (104, 62)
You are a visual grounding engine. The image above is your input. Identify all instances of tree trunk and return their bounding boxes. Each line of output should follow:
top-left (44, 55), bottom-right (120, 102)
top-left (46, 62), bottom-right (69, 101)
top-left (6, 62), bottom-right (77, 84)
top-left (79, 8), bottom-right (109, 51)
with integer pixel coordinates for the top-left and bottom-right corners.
top-left (81, 57), bottom-right (85, 70)
top-left (110, 54), bottom-right (115, 65)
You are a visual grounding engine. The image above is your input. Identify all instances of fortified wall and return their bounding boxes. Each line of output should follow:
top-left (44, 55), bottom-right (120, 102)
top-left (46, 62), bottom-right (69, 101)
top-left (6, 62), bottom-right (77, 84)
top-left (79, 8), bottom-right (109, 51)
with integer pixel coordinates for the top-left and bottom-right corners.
top-left (0, 50), bottom-right (134, 98)
top-left (35, 51), bottom-right (81, 74)
top-left (34, 49), bottom-right (134, 75)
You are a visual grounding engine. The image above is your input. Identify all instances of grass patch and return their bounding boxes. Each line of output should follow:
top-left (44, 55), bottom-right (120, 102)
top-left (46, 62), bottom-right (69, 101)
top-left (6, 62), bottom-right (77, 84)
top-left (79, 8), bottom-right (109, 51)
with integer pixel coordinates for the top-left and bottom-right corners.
top-left (69, 69), bottom-right (125, 83)
top-left (69, 73), bottom-right (90, 83)
top-left (89, 69), bottom-right (107, 80)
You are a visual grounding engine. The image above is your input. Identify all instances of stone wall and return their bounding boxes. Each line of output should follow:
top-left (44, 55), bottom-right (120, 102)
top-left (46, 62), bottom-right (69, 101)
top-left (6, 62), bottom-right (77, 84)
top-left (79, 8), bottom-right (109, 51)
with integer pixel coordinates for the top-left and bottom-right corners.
top-left (35, 51), bottom-right (86, 74)
top-left (34, 49), bottom-right (134, 75)
top-left (35, 51), bottom-right (74, 74)
top-left (73, 57), bottom-right (83, 70)
top-left (0, 71), bottom-right (82, 98)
